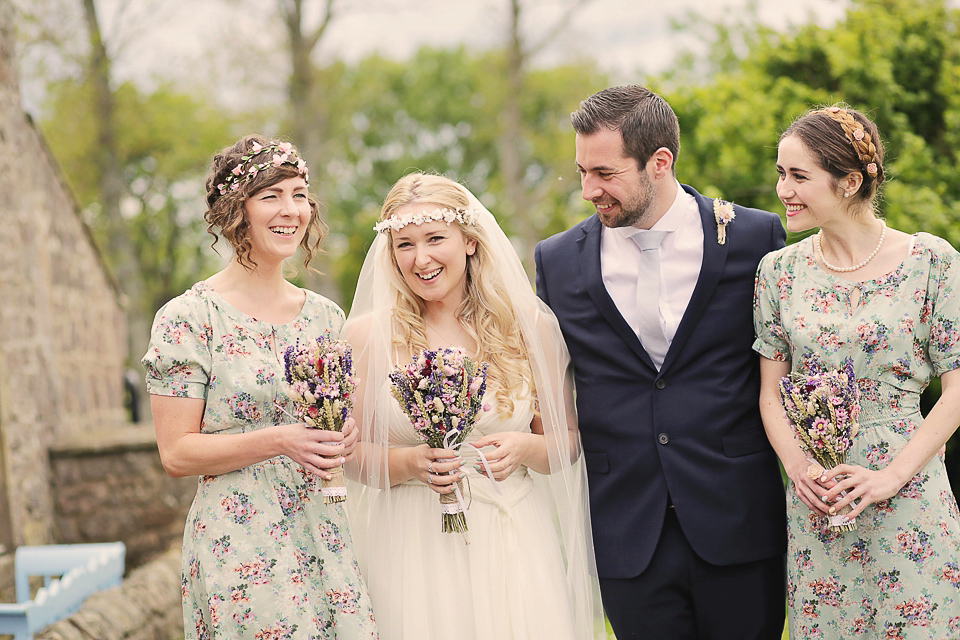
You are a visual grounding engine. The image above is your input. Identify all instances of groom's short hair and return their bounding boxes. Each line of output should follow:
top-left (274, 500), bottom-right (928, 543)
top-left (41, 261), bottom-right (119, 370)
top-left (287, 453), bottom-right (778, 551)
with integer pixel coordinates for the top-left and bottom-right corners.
top-left (571, 85), bottom-right (680, 171)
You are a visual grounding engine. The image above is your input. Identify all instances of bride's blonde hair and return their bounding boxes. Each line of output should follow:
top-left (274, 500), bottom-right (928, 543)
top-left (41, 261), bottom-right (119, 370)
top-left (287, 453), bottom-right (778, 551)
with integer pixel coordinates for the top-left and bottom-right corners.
top-left (378, 173), bottom-right (533, 416)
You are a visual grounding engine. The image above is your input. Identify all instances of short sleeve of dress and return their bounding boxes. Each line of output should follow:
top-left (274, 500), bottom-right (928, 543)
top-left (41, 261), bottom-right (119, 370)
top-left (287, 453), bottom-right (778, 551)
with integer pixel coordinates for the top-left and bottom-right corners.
top-left (326, 302), bottom-right (346, 339)
top-left (141, 290), bottom-right (212, 399)
top-left (752, 250), bottom-right (790, 362)
top-left (925, 236), bottom-right (960, 376)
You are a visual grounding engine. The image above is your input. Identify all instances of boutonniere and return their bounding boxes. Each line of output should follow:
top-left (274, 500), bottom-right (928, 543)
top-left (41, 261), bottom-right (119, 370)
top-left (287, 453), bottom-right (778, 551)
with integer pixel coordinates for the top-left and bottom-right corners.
top-left (714, 199), bottom-right (735, 245)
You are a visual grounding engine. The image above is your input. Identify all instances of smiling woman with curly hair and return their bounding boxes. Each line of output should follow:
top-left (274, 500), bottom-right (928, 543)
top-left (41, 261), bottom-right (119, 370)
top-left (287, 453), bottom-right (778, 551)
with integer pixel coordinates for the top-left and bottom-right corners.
top-left (143, 134), bottom-right (378, 639)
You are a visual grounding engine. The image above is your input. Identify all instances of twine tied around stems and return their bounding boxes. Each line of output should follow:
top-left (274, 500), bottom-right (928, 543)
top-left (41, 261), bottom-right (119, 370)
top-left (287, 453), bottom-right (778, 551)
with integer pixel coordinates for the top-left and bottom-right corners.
top-left (438, 430), bottom-right (503, 542)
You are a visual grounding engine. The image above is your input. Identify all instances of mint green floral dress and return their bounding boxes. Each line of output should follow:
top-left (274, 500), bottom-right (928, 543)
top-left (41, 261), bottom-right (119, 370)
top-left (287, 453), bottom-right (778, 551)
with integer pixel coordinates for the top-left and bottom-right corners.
top-left (143, 282), bottom-right (378, 640)
top-left (754, 234), bottom-right (960, 639)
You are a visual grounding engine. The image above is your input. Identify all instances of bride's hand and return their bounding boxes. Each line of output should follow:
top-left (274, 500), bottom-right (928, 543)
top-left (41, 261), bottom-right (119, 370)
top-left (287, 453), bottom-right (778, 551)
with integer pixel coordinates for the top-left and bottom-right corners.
top-left (340, 416), bottom-right (358, 462)
top-left (470, 432), bottom-right (540, 481)
top-left (410, 445), bottom-right (463, 495)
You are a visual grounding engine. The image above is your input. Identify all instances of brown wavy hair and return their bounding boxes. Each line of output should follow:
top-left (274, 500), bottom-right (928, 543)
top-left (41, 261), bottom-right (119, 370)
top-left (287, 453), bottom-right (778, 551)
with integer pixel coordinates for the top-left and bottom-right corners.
top-left (204, 134), bottom-right (326, 270)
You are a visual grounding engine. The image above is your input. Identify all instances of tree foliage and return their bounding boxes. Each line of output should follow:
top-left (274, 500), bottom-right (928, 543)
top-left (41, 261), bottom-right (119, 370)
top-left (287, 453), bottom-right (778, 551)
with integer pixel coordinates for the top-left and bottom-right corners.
top-left (666, 0), bottom-right (960, 249)
top-left (40, 78), bottom-right (231, 317)
top-left (301, 47), bottom-right (606, 308)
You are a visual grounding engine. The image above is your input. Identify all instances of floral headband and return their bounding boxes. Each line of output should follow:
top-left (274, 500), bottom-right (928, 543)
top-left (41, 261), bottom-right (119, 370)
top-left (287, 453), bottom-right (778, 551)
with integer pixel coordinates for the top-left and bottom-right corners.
top-left (216, 141), bottom-right (309, 196)
top-left (817, 107), bottom-right (879, 178)
top-left (374, 207), bottom-right (479, 233)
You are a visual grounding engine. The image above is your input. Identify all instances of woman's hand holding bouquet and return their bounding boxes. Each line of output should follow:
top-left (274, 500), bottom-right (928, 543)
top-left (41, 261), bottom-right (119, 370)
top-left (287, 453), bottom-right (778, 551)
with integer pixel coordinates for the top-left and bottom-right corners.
top-left (389, 347), bottom-right (488, 534)
top-left (779, 357), bottom-right (861, 531)
top-left (283, 333), bottom-right (357, 503)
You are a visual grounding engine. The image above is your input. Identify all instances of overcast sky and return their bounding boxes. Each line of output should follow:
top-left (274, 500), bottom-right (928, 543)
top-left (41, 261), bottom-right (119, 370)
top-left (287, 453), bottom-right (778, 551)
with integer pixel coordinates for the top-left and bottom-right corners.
top-left (314, 0), bottom-right (850, 78)
top-left (101, 0), bottom-right (851, 90)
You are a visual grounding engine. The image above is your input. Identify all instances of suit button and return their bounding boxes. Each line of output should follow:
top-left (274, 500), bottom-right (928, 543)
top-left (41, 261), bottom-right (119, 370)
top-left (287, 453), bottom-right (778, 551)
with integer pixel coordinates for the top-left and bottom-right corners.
top-left (658, 433), bottom-right (669, 445)
top-left (655, 379), bottom-right (666, 389)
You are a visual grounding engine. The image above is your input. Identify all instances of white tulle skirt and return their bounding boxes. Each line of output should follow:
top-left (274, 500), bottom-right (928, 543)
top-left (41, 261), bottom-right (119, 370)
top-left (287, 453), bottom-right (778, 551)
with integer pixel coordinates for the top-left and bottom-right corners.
top-left (361, 468), bottom-right (578, 640)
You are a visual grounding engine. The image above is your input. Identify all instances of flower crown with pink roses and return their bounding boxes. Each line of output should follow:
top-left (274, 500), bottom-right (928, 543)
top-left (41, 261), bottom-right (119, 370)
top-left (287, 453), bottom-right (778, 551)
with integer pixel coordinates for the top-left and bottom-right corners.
top-left (216, 141), bottom-right (310, 196)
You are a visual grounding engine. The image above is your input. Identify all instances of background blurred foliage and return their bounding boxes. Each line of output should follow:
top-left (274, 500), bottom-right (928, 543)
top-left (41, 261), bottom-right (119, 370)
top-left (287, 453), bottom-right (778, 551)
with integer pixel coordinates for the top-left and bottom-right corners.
top-left (19, 0), bottom-right (960, 487)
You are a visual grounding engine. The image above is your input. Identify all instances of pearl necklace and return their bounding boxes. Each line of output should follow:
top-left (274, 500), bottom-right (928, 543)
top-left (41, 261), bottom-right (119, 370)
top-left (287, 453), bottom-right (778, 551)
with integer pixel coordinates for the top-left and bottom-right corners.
top-left (815, 220), bottom-right (886, 273)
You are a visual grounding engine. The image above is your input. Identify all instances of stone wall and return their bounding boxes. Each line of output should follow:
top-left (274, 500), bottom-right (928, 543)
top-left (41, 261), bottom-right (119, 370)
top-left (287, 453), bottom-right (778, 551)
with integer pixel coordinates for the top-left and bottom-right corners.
top-left (0, 0), bottom-right (129, 552)
top-left (0, 2), bottom-right (188, 635)
top-left (49, 426), bottom-right (196, 569)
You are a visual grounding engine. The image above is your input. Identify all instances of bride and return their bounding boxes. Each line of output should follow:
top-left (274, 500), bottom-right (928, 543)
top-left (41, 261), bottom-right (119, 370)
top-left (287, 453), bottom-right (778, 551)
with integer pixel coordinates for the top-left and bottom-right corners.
top-left (343, 173), bottom-right (603, 639)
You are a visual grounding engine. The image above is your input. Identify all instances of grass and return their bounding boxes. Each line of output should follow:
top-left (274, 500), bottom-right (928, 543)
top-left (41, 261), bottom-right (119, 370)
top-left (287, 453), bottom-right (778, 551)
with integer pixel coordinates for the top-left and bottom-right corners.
top-left (603, 614), bottom-right (790, 638)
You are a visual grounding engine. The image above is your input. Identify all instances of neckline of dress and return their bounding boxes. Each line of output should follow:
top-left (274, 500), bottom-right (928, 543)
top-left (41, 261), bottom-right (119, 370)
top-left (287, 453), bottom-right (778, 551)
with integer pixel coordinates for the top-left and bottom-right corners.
top-left (806, 232), bottom-right (919, 288)
top-left (196, 280), bottom-right (312, 327)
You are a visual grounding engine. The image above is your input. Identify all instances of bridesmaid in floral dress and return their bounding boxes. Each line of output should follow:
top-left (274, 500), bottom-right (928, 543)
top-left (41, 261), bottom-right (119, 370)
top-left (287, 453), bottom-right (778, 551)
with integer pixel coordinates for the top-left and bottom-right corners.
top-left (142, 135), bottom-right (377, 639)
top-left (754, 106), bottom-right (960, 638)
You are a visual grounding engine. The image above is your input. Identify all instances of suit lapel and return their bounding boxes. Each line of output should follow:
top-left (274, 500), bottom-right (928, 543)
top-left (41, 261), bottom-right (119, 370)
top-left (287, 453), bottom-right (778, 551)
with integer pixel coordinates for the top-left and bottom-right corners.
top-left (577, 217), bottom-right (658, 370)
top-left (660, 187), bottom-right (728, 373)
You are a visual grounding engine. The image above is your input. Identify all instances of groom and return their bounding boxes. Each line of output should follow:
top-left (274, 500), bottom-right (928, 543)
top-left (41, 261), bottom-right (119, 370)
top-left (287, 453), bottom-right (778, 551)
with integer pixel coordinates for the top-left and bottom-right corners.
top-left (535, 85), bottom-right (787, 638)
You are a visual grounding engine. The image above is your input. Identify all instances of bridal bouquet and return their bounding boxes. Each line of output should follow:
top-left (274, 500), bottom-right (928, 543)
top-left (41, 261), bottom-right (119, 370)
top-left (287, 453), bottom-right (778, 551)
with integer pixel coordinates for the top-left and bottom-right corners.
top-left (283, 333), bottom-right (357, 504)
top-left (389, 347), bottom-right (488, 533)
top-left (778, 357), bottom-right (861, 531)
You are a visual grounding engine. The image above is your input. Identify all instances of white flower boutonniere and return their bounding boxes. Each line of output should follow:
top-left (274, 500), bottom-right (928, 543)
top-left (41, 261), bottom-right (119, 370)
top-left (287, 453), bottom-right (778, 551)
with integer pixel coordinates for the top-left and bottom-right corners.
top-left (714, 199), bottom-right (735, 245)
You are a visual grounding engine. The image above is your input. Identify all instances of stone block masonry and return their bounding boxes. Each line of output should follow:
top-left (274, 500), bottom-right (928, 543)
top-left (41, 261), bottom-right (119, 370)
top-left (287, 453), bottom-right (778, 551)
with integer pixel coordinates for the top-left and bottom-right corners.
top-left (0, 0), bottom-right (190, 633)
top-left (0, 0), bottom-right (129, 553)
top-left (49, 427), bottom-right (197, 569)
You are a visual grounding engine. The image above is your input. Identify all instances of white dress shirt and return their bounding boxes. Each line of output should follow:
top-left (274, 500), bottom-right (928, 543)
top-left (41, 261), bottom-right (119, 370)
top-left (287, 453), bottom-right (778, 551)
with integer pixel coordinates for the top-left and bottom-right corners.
top-left (600, 182), bottom-right (704, 351)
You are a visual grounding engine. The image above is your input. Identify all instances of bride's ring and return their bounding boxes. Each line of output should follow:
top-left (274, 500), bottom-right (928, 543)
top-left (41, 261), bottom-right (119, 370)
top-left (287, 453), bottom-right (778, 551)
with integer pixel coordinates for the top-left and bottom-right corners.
top-left (427, 474), bottom-right (434, 485)
top-left (427, 461), bottom-right (434, 473)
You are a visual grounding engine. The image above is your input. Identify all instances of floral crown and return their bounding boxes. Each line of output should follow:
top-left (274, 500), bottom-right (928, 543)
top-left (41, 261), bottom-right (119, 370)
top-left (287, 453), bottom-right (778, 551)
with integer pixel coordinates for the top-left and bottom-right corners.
top-left (216, 141), bottom-right (309, 196)
top-left (373, 207), bottom-right (479, 233)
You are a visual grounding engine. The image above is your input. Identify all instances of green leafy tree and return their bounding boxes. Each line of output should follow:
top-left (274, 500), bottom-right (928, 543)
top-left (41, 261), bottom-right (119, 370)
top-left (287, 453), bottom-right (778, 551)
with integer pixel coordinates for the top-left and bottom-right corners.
top-left (667, 0), bottom-right (960, 245)
top-left (40, 78), bottom-right (232, 318)
top-left (302, 47), bottom-right (606, 310)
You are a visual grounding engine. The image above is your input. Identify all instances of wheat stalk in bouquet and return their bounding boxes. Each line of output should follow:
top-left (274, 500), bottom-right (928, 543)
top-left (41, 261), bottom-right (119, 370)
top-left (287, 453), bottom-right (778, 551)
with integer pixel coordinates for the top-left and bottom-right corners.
top-left (389, 347), bottom-right (488, 534)
top-left (283, 333), bottom-right (356, 504)
top-left (778, 357), bottom-right (861, 531)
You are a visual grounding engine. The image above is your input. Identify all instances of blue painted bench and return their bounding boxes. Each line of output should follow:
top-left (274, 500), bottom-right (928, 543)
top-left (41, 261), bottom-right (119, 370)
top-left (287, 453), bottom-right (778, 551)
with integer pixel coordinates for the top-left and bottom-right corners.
top-left (0, 542), bottom-right (126, 639)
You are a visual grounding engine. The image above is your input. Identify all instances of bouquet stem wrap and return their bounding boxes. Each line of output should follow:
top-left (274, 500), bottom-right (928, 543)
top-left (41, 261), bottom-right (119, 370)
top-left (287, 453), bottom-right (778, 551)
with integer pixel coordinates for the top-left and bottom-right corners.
top-left (283, 334), bottom-right (357, 504)
top-left (829, 499), bottom-right (856, 531)
top-left (388, 347), bottom-right (488, 534)
top-left (779, 357), bottom-right (861, 531)
top-left (440, 480), bottom-right (468, 533)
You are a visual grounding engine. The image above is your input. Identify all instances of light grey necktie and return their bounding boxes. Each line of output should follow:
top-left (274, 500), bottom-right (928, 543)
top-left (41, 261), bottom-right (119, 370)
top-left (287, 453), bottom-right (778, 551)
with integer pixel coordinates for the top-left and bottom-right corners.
top-left (632, 230), bottom-right (669, 369)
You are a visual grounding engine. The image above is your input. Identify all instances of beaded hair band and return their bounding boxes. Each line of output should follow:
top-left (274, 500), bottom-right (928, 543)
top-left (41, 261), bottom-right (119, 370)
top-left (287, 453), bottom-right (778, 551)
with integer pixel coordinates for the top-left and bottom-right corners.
top-left (374, 207), bottom-right (479, 233)
top-left (216, 141), bottom-right (310, 196)
top-left (816, 107), bottom-right (879, 178)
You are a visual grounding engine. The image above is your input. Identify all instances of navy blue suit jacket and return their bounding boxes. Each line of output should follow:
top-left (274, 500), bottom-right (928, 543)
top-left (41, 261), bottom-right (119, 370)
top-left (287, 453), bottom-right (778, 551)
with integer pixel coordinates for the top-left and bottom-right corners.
top-left (535, 185), bottom-right (787, 579)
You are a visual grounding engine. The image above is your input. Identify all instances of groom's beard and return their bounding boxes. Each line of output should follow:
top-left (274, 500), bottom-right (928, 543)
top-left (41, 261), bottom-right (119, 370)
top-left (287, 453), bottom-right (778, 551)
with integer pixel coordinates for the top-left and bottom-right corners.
top-left (598, 170), bottom-right (656, 229)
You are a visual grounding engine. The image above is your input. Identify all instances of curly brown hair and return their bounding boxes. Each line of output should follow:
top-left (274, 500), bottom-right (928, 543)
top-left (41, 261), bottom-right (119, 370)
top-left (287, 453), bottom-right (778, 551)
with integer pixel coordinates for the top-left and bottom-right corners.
top-left (204, 133), bottom-right (326, 270)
